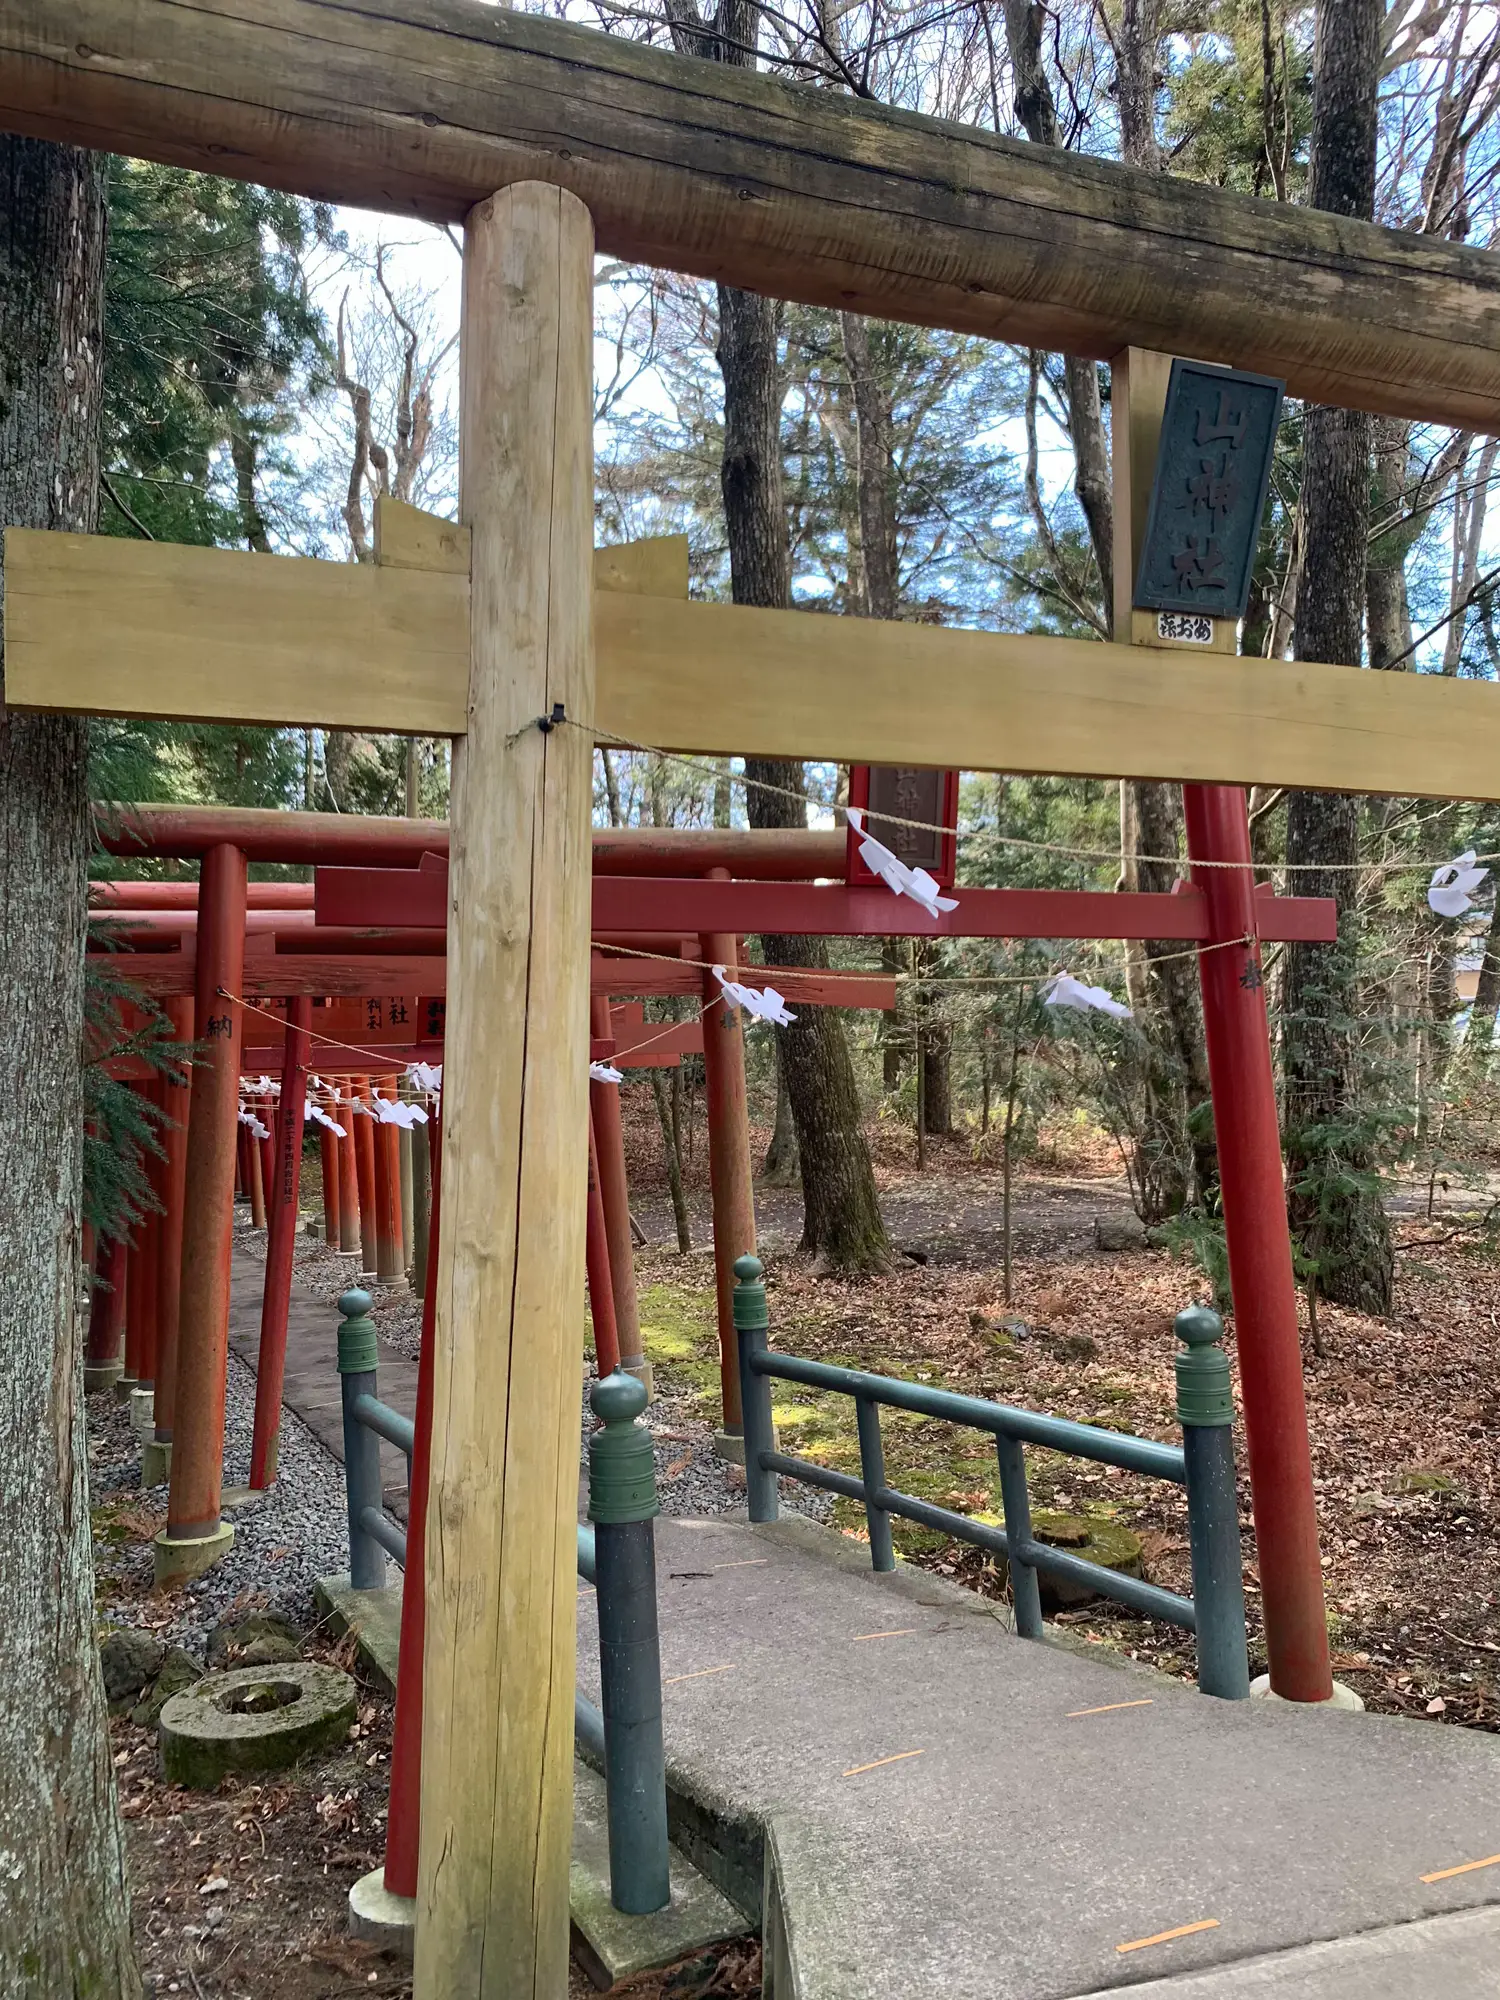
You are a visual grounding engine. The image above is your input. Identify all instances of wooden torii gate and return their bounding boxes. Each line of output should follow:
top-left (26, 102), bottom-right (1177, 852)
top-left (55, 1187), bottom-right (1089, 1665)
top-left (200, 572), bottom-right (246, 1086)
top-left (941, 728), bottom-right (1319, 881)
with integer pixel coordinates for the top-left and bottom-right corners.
top-left (5, 6), bottom-right (1500, 1992)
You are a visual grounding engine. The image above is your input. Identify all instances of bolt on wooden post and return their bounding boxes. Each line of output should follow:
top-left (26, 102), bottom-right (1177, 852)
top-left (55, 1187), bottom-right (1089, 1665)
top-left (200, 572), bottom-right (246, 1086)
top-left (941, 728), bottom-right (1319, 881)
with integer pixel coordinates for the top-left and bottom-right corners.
top-left (416, 182), bottom-right (596, 1998)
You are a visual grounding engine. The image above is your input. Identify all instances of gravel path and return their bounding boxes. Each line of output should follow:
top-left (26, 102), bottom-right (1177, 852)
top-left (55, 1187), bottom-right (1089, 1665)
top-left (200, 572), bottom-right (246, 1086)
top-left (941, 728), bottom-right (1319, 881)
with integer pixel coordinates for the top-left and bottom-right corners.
top-left (90, 1350), bottom-right (353, 1660)
top-left (91, 1206), bottom-right (829, 1668)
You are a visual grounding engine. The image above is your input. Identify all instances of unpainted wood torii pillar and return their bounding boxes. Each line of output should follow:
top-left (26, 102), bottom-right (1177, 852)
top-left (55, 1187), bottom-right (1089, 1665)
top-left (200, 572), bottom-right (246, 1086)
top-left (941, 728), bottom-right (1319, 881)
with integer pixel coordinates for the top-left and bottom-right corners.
top-left (416, 181), bottom-right (595, 1998)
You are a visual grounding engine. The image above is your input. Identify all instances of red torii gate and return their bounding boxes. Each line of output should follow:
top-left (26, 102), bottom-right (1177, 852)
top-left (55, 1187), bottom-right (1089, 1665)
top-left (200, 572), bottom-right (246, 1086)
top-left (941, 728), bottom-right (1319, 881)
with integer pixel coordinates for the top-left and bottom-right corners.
top-left (88, 809), bottom-right (906, 1519)
top-left (92, 799), bottom-right (1340, 1709)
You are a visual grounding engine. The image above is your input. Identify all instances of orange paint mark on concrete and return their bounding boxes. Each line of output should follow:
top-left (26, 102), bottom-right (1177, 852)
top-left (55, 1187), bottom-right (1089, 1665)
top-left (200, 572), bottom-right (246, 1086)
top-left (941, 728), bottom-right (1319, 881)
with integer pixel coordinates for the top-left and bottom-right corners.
top-left (1116, 1919), bottom-right (1220, 1955)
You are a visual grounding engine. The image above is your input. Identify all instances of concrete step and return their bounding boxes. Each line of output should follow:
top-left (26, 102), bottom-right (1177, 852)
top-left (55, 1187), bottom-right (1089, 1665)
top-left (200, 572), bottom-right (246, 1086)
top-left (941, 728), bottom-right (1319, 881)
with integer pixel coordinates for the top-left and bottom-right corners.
top-left (577, 1511), bottom-right (1500, 2000)
top-left (1076, 1904), bottom-right (1500, 1996)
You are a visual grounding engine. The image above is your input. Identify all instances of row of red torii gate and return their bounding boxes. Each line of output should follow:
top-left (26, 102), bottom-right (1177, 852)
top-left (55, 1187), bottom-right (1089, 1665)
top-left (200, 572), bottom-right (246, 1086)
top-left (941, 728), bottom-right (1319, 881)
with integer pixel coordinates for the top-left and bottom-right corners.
top-left (85, 787), bottom-right (1337, 1663)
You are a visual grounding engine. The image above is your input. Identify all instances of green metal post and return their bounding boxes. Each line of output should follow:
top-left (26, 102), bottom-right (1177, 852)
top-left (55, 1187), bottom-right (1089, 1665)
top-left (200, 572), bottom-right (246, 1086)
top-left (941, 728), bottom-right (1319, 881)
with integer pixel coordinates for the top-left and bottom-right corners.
top-left (337, 1289), bottom-right (386, 1591)
top-left (588, 1372), bottom-right (670, 1915)
top-left (733, 1255), bottom-right (778, 1523)
top-left (853, 1395), bottom-right (895, 1572)
top-left (995, 1434), bottom-right (1043, 1639)
top-left (1176, 1305), bottom-right (1251, 1700)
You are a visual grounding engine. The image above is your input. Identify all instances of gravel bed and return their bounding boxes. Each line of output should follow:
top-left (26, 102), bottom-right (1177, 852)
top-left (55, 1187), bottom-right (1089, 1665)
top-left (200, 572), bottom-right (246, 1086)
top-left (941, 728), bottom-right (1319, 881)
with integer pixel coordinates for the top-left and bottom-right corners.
top-left (89, 1350), bottom-right (353, 1659)
top-left (91, 1212), bottom-right (827, 1668)
top-left (624, 1385), bottom-right (834, 1525)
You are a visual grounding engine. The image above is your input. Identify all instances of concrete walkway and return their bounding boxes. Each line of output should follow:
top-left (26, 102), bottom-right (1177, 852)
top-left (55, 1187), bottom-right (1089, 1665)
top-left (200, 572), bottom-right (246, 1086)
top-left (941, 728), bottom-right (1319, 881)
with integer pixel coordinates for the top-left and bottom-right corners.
top-left (237, 1244), bottom-right (1500, 1996)
top-left (577, 1512), bottom-right (1500, 1999)
top-left (227, 1245), bottom-right (416, 1520)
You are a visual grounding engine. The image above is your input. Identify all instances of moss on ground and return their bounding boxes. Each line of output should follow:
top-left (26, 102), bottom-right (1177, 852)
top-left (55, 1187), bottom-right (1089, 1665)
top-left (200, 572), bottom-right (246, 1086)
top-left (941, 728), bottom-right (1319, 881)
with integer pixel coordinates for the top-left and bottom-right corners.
top-left (637, 1282), bottom-right (722, 1418)
top-left (632, 1264), bottom-right (1153, 1592)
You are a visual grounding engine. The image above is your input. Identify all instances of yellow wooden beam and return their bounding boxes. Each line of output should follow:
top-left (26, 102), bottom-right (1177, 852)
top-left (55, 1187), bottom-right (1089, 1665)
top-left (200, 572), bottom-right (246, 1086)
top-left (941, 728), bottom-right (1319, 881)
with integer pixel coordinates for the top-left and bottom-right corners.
top-left (4, 528), bottom-right (470, 733)
top-left (1, 524), bottom-right (688, 733)
top-left (10, 525), bottom-right (1500, 800)
top-left (593, 593), bottom-right (1500, 803)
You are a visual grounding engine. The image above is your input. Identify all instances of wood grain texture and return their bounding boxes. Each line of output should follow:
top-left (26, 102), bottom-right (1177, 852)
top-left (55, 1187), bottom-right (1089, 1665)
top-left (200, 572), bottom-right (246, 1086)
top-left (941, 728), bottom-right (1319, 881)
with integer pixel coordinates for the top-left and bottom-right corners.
top-left (3, 523), bottom-right (681, 730)
top-left (15, 519), bottom-right (1500, 796)
top-left (416, 184), bottom-right (594, 1998)
top-left (4, 528), bottom-right (471, 731)
top-left (0, 0), bottom-right (1497, 424)
top-left (593, 592), bottom-right (1500, 802)
top-left (374, 494), bottom-right (470, 573)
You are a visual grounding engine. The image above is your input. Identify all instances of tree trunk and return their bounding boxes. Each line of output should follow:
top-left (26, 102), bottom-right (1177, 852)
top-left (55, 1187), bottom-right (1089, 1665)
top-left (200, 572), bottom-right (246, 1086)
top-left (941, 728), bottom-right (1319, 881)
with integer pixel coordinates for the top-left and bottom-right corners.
top-left (880, 937), bottom-right (904, 1089)
top-left (649, 1066), bottom-right (692, 1253)
top-left (705, 47), bottom-right (887, 1273)
top-left (839, 310), bottom-right (899, 621)
top-left (0, 135), bottom-right (140, 2000)
top-left (1466, 903), bottom-right (1500, 1072)
top-left (760, 1039), bottom-right (799, 1185)
top-left (323, 728), bottom-right (353, 810)
top-left (919, 1004), bottom-right (952, 1136)
top-left (1282, 0), bottom-right (1392, 1317)
top-left (1000, 0), bottom-right (1113, 605)
top-left (1366, 415), bottom-right (1414, 671)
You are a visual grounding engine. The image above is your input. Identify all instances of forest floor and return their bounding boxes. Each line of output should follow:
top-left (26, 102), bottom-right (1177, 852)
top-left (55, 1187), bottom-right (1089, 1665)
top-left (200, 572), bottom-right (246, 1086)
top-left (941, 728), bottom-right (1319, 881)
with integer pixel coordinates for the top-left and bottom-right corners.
top-left (91, 1106), bottom-right (1500, 1995)
top-left (622, 1103), bottom-right (1500, 1727)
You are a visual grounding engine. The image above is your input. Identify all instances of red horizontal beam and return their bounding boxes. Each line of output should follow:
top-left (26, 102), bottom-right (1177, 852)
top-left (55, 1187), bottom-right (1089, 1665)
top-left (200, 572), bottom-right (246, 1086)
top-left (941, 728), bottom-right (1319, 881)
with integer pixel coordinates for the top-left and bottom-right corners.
top-left (591, 878), bottom-right (1337, 943)
top-left (92, 881), bottom-right (316, 910)
top-left (90, 944), bottom-right (452, 999)
top-left (90, 907), bottom-right (316, 937)
top-left (89, 939), bottom-right (896, 1008)
top-left (318, 862), bottom-right (1335, 943)
top-left (98, 805), bottom-right (841, 878)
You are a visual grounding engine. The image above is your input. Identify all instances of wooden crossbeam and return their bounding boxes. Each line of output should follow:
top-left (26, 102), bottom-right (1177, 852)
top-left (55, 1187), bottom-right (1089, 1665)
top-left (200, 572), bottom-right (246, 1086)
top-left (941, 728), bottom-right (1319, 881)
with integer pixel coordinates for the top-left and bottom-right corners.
top-left (2, 1), bottom-right (1498, 423)
top-left (13, 525), bottom-right (1500, 800)
top-left (316, 862), bottom-right (1336, 943)
top-left (2, 523), bottom-right (686, 734)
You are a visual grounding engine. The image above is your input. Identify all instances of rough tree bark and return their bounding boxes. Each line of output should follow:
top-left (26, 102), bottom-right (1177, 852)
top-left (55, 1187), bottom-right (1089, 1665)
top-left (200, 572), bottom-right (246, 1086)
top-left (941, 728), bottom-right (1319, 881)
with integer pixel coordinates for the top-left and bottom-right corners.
top-left (1281, 0), bottom-right (1393, 1316)
top-left (839, 310), bottom-right (899, 621)
top-left (840, 309), bottom-right (955, 1136)
top-left (671, 0), bottom-right (887, 1272)
top-left (1366, 416), bottom-right (1415, 672)
top-left (761, 1042), bottom-right (800, 1185)
top-left (0, 135), bottom-right (141, 1999)
top-left (1000, 0), bottom-right (1113, 597)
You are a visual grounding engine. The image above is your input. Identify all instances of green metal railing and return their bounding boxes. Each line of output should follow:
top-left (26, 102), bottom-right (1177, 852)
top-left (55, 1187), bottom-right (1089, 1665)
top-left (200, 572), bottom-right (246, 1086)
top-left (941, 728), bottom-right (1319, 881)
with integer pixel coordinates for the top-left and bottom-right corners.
top-left (336, 1290), bottom-right (671, 1917)
top-left (732, 1256), bottom-right (1250, 1700)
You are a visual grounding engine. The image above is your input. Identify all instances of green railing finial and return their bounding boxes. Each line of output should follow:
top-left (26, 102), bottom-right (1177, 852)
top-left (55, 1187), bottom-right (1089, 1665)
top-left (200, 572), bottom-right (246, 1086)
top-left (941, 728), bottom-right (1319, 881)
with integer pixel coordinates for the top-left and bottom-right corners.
top-left (588, 1371), bottom-right (659, 1525)
top-left (1174, 1304), bottom-right (1233, 1428)
top-left (732, 1254), bottom-right (767, 1335)
top-left (337, 1289), bottom-right (378, 1374)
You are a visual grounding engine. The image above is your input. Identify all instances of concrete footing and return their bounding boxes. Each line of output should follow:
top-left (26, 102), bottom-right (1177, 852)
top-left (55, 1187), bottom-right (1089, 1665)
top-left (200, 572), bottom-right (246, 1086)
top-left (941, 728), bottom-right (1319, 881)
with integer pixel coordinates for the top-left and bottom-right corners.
top-left (85, 1359), bottom-right (123, 1395)
top-left (153, 1520), bottom-right (235, 1585)
top-left (1250, 1674), bottom-right (1365, 1712)
top-left (113, 1374), bottom-right (139, 1403)
top-left (221, 1483), bottom-right (270, 1516)
top-left (712, 1428), bottom-right (746, 1466)
top-left (141, 1439), bottom-right (172, 1489)
top-left (348, 1867), bottom-right (416, 1957)
top-left (315, 1572), bottom-right (402, 1693)
top-left (570, 1761), bottom-right (750, 1991)
top-left (129, 1386), bottom-right (156, 1439)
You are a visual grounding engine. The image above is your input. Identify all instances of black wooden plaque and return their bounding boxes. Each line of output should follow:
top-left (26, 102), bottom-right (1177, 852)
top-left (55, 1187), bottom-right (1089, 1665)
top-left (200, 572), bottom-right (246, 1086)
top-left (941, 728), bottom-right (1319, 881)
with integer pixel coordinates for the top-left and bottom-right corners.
top-left (865, 767), bottom-right (947, 873)
top-left (1132, 359), bottom-right (1284, 620)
